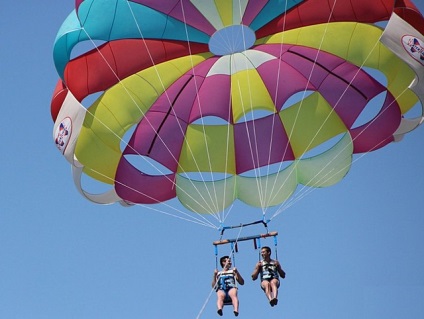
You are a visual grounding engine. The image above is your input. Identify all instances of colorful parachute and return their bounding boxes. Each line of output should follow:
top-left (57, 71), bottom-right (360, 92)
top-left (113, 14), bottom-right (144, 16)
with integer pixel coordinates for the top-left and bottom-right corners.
top-left (51, 0), bottom-right (424, 216)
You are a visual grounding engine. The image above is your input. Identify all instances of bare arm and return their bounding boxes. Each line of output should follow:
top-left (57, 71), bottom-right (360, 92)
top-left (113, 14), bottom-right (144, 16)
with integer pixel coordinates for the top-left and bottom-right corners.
top-left (251, 262), bottom-right (261, 281)
top-left (212, 269), bottom-right (218, 288)
top-left (233, 268), bottom-right (244, 285)
top-left (275, 261), bottom-right (286, 278)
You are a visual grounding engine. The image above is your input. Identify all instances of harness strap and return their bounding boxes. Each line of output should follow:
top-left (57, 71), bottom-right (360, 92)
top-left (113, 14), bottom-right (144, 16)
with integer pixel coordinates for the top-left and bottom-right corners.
top-left (273, 234), bottom-right (278, 260)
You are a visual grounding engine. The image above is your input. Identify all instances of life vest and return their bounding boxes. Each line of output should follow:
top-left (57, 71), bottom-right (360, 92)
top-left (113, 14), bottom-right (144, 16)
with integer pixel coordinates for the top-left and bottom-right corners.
top-left (260, 260), bottom-right (279, 281)
top-left (216, 270), bottom-right (237, 291)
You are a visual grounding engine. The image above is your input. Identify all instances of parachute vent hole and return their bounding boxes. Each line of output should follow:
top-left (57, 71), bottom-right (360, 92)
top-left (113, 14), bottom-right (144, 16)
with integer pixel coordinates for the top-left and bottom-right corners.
top-left (120, 125), bottom-right (137, 152)
top-left (403, 100), bottom-right (423, 119)
top-left (236, 109), bottom-right (274, 123)
top-left (81, 92), bottom-right (103, 109)
top-left (301, 133), bottom-right (345, 159)
top-left (281, 90), bottom-right (314, 111)
top-left (362, 67), bottom-right (388, 87)
top-left (124, 155), bottom-right (172, 176)
top-left (71, 40), bottom-right (107, 60)
top-left (352, 91), bottom-right (386, 129)
top-left (81, 172), bottom-right (114, 194)
top-left (239, 161), bottom-right (293, 178)
top-left (179, 172), bottom-right (232, 182)
top-left (192, 116), bottom-right (229, 125)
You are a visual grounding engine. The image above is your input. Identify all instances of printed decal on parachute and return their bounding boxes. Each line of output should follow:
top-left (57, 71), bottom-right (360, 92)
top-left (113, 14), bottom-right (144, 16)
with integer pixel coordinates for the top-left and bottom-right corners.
top-left (402, 36), bottom-right (424, 65)
top-left (54, 117), bottom-right (72, 154)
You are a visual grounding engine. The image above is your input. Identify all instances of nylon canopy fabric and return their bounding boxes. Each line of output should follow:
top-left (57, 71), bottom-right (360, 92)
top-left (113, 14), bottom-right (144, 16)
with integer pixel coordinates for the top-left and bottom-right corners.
top-left (51, 0), bottom-right (424, 215)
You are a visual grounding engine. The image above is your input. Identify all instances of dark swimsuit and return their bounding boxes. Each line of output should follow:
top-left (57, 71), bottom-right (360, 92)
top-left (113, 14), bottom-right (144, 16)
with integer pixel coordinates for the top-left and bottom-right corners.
top-left (260, 260), bottom-right (280, 282)
top-left (216, 270), bottom-right (236, 303)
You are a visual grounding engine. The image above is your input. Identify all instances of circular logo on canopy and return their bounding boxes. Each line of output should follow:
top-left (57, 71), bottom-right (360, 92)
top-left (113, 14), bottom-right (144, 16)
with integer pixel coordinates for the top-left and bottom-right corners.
top-left (402, 35), bottom-right (424, 66)
top-left (54, 117), bottom-right (72, 154)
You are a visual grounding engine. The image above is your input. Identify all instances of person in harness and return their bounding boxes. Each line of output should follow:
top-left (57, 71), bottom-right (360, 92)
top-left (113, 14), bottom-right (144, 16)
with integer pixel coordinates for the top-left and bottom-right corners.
top-left (251, 246), bottom-right (286, 307)
top-left (212, 256), bottom-right (245, 316)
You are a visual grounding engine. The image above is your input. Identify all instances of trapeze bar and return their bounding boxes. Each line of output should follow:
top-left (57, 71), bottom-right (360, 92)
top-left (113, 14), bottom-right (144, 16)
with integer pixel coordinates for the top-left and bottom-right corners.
top-left (220, 219), bottom-right (270, 232)
top-left (213, 231), bottom-right (278, 246)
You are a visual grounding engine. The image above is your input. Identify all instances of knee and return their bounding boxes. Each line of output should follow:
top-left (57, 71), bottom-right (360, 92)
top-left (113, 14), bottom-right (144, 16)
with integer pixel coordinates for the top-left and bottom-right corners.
top-left (261, 282), bottom-right (270, 290)
top-left (229, 288), bottom-right (238, 298)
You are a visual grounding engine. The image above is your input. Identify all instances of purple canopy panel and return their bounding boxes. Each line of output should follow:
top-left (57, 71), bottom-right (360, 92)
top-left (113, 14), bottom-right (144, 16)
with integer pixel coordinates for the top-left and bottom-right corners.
top-left (256, 58), bottom-right (316, 110)
top-left (149, 58), bottom-right (219, 120)
top-left (350, 93), bottom-right (400, 153)
top-left (282, 49), bottom-right (342, 90)
top-left (290, 46), bottom-right (347, 71)
top-left (332, 61), bottom-right (385, 98)
top-left (234, 114), bottom-right (295, 174)
top-left (148, 74), bottom-right (198, 121)
top-left (189, 74), bottom-right (232, 123)
top-left (124, 112), bottom-right (187, 172)
top-left (319, 73), bottom-right (369, 123)
top-left (115, 158), bottom-right (177, 203)
top-left (321, 60), bottom-right (390, 135)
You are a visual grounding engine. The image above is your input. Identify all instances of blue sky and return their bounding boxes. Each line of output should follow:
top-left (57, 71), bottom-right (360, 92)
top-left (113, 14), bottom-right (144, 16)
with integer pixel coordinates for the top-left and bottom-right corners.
top-left (1, 1), bottom-right (424, 318)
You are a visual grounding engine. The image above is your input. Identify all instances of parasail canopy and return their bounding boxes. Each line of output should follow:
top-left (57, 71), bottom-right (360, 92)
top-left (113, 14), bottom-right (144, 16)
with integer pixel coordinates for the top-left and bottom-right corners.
top-left (51, 0), bottom-right (424, 224)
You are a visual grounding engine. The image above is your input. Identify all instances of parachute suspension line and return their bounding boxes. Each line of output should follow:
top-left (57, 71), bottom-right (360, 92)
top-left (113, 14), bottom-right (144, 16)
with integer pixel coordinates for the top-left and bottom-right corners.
top-left (214, 222), bottom-right (246, 268)
top-left (236, 79), bottom-right (268, 209)
top-left (271, 90), bottom-right (402, 221)
top-left (179, 0), bottom-right (226, 216)
top-left (196, 281), bottom-right (218, 319)
top-left (260, 0), bottom-right (341, 217)
top-left (78, 27), bottom-right (221, 217)
top-left (123, 2), bottom-right (221, 218)
top-left (232, 0), bottom-right (276, 209)
top-left (237, 43), bottom-right (275, 208)
top-left (78, 2), bottom-right (224, 218)
top-left (252, 230), bottom-right (279, 261)
top-left (236, 0), bottom-right (263, 206)
top-left (284, 0), bottom-right (339, 143)
top-left (214, 1), bottom-right (256, 214)
top-left (210, 77), bottom-right (235, 218)
top-left (213, 220), bottom-right (276, 257)
top-left (251, 1), bottom-right (293, 211)
top-left (278, 71), bottom-right (414, 219)
top-left (199, 227), bottom-right (246, 319)
top-left (261, 0), bottom-right (292, 218)
top-left (270, 16), bottom-right (400, 221)
top-left (266, 0), bottom-right (394, 219)
top-left (128, 1), bottom-right (224, 218)
top-left (221, 98), bottom-right (234, 216)
top-left (83, 167), bottom-right (218, 229)
top-left (197, 223), bottom-right (244, 319)
top-left (286, 98), bottom-right (411, 217)
top-left (219, 203), bottom-right (236, 228)
top-left (214, 223), bottom-right (246, 263)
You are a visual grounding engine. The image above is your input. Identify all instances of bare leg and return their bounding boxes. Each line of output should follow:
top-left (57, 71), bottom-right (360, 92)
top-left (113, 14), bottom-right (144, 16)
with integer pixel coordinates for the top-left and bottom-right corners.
top-left (216, 290), bottom-right (225, 315)
top-left (228, 288), bottom-right (239, 314)
top-left (269, 279), bottom-right (280, 305)
top-left (261, 281), bottom-right (273, 302)
top-left (270, 279), bottom-right (280, 299)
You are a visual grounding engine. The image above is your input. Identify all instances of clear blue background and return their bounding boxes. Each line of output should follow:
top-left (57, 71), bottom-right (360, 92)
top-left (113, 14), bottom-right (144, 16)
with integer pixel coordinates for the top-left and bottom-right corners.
top-left (1, 1), bottom-right (424, 318)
